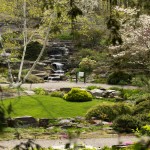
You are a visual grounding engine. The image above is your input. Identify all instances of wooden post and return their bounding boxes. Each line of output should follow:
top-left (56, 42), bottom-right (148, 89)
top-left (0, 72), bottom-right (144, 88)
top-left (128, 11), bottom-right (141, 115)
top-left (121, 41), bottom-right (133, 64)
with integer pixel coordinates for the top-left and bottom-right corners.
top-left (76, 72), bottom-right (78, 83)
top-left (84, 72), bottom-right (86, 83)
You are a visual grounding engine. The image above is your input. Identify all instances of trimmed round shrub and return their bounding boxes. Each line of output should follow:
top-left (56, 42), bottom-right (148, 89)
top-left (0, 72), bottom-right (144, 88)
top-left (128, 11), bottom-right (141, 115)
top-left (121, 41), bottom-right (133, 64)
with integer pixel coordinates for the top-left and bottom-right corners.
top-left (107, 71), bottom-right (132, 85)
top-left (113, 114), bottom-right (142, 133)
top-left (86, 103), bottom-right (132, 121)
top-left (63, 88), bottom-right (92, 102)
top-left (86, 104), bottom-right (117, 121)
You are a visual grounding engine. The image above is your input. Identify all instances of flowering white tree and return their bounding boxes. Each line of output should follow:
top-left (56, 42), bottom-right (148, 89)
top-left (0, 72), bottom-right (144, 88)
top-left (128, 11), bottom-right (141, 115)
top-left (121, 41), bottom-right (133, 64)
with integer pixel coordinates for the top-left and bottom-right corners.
top-left (109, 7), bottom-right (150, 70)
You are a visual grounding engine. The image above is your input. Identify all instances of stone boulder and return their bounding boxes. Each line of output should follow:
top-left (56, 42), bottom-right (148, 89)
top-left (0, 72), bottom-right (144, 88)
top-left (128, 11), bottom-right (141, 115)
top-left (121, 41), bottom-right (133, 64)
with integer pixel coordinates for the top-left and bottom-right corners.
top-left (90, 88), bottom-right (121, 98)
top-left (60, 88), bottom-right (71, 93)
top-left (107, 90), bottom-right (121, 97)
top-left (59, 119), bottom-right (72, 125)
top-left (90, 89), bottom-right (104, 97)
top-left (24, 90), bottom-right (35, 95)
top-left (12, 116), bottom-right (38, 127)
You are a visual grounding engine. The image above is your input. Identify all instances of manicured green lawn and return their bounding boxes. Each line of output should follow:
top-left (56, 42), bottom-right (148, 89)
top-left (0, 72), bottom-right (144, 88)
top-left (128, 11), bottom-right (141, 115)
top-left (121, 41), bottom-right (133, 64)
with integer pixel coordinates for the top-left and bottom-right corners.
top-left (2, 95), bottom-right (113, 118)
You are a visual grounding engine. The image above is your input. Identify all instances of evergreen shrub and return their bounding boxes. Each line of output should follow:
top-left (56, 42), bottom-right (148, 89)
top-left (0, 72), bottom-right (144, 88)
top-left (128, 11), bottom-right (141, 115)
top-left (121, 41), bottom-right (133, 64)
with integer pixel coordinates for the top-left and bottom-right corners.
top-left (134, 100), bottom-right (150, 115)
top-left (22, 41), bottom-right (47, 61)
top-left (135, 113), bottom-right (150, 125)
top-left (135, 94), bottom-right (150, 104)
top-left (86, 103), bottom-right (132, 121)
top-left (107, 71), bottom-right (132, 85)
top-left (63, 88), bottom-right (92, 102)
top-left (113, 114), bottom-right (142, 133)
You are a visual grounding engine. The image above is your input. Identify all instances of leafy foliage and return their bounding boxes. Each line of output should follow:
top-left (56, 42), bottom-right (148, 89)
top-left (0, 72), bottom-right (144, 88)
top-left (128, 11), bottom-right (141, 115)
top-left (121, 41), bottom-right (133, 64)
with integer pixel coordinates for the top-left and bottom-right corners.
top-left (117, 88), bottom-right (144, 101)
top-left (33, 87), bottom-right (48, 95)
top-left (141, 125), bottom-right (150, 136)
top-left (79, 57), bottom-right (96, 73)
top-left (135, 93), bottom-right (150, 104)
top-left (135, 113), bottom-right (150, 125)
top-left (133, 100), bottom-right (150, 115)
top-left (86, 85), bottom-right (100, 90)
top-left (113, 114), bottom-right (142, 133)
top-left (50, 91), bottom-right (64, 98)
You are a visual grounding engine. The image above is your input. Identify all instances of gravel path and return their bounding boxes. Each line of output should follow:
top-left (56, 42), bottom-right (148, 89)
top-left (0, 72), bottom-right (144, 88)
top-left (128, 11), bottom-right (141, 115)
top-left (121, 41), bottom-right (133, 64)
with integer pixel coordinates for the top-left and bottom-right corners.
top-left (0, 136), bottom-right (139, 149)
top-left (0, 81), bottom-right (137, 90)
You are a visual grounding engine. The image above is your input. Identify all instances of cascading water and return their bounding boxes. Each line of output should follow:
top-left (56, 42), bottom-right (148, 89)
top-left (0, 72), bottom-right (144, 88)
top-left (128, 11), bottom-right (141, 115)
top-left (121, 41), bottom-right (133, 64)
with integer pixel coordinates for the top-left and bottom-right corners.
top-left (47, 42), bottom-right (70, 80)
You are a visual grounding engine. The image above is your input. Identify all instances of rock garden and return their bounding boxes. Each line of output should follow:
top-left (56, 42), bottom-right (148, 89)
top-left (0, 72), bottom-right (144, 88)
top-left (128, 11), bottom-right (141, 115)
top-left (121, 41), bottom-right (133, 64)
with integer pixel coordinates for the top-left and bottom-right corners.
top-left (0, 85), bottom-right (150, 149)
top-left (0, 0), bottom-right (150, 149)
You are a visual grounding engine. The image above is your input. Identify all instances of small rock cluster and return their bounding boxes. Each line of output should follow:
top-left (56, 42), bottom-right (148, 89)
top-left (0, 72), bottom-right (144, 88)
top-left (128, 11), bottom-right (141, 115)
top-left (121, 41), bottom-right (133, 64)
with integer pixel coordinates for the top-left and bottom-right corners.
top-left (6, 116), bottom-right (111, 129)
top-left (90, 88), bottom-right (121, 99)
top-left (6, 116), bottom-right (86, 128)
top-left (7, 116), bottom-right (38, 127)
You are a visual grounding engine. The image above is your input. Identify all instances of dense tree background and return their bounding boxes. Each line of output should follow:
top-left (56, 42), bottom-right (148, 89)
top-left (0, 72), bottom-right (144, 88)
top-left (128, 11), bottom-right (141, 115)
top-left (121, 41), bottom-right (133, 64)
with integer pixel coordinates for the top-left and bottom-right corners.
top-left (0, 0), bottom-right (149, 86)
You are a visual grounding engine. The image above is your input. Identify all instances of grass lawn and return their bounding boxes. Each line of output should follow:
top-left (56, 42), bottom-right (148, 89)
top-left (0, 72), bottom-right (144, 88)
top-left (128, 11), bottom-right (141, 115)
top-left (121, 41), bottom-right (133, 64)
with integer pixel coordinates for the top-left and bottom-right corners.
top-left (2, 95), bottom-right (114, 118)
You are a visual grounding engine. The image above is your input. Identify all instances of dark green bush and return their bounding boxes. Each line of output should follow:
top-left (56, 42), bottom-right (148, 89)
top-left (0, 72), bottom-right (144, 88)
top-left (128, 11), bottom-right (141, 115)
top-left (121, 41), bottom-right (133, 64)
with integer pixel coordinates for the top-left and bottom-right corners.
top-left (22, 41), bottom-right (47, 61)
top-left (133, 100), bottom-right (150, 115)
top-left (86, 103), bottom-right (132, 121)
top-left (135, 113), bottom-right (150, 125)
top-left (113, 114), bottom-right (142, 133)
top-left (63, 88), bottom-right (92, 102)
top-left (135, 94), bottom-right (150, 104)
top-left (0, 106), bottom-right (5, 132)
top-left (107, 71), bottom-right (132, 85)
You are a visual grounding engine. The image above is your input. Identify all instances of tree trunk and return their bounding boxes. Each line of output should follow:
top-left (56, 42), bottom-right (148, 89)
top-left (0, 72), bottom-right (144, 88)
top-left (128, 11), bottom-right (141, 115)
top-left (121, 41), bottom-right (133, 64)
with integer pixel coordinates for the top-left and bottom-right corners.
top-left (18, 0), bottom-right (27, 82)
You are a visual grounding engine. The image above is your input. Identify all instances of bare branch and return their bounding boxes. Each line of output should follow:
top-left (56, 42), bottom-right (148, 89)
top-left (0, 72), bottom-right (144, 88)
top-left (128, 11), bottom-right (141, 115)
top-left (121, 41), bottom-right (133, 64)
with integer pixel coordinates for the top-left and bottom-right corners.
top-left (18, 0), bottom-right (27, 82)
top-left (22, 19), bottom-right (52, 83)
